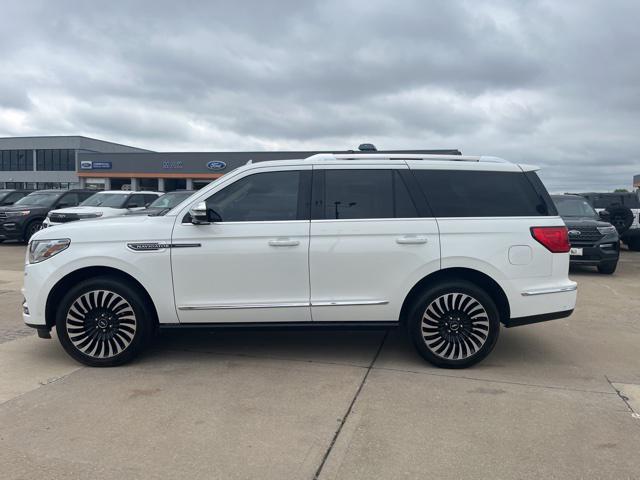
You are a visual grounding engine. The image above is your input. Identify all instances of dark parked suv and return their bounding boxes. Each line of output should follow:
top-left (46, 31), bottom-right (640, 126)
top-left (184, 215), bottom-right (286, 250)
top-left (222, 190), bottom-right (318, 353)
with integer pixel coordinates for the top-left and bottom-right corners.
top-left (0, 189), bottom-right (31, 206)
top-left (0, 189), bottom-right (94, 242)
top-left (552, 195), bottom-right (619, 274)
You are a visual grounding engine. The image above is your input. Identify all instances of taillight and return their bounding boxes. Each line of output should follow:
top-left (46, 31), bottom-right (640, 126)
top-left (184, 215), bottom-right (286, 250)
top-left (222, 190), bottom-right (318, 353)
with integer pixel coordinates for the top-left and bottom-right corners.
top-left (530, 226), bottom-right (571, 253)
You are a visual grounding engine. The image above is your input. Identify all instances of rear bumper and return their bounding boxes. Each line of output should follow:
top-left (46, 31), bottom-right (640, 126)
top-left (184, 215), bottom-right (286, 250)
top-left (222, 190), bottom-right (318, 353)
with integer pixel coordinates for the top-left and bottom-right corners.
top-left (504, 309), bottom-right (574, 328)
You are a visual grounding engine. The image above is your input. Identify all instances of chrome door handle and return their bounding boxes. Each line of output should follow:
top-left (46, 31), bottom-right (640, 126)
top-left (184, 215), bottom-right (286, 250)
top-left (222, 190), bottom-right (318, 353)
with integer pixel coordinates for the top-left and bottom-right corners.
top-left (396, 235), bottom-right (428, 245)
top-left (268, 238), bottom-right (300, 247)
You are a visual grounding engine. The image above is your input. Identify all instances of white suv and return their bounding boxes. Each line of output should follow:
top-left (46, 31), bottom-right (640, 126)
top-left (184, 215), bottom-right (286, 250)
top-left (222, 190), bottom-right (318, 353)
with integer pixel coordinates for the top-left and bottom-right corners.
top-left (23, 153), bottom-right (577, 368)
top-left (43, 190), bottom-right (162, 228)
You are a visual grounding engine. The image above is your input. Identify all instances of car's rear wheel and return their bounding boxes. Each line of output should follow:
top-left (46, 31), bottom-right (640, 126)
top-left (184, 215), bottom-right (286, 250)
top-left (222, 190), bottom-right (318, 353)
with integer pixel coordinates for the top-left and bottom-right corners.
top-left (408, 280), bottom-right (500, 368)
top-left (55, 276), bottom-right (152, 367)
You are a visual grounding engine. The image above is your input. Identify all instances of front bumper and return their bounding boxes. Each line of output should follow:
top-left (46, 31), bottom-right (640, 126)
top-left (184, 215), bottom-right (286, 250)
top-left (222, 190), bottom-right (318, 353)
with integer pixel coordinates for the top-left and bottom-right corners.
top-left (0, 219), bottom-right (27, 240)
top-left (569, 240), bottom-right (619, 266)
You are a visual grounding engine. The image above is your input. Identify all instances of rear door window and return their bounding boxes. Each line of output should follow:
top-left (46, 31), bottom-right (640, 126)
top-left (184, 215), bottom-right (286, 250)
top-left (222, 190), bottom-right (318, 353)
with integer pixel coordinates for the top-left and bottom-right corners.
top-left (320, 170), bottom-right (418, 220)
top-left (413, 170), bottom-right (550, 217)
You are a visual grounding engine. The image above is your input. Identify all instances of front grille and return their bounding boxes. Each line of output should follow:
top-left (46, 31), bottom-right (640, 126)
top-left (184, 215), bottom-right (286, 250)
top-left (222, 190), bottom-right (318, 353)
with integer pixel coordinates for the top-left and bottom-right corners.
top-left (49, 213), bottom-right (80, 223)
top-left (568, 225), bottom-right (603, 247)
top-left (0, 212), bottom-right (6, 220)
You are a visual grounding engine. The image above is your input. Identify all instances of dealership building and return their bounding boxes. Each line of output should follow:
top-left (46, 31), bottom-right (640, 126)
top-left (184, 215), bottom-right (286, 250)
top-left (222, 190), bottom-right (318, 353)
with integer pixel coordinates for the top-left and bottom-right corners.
top-left (1, 135), bottom-right (460, 192)
top-left (0, 136), bottom-right (151, 190)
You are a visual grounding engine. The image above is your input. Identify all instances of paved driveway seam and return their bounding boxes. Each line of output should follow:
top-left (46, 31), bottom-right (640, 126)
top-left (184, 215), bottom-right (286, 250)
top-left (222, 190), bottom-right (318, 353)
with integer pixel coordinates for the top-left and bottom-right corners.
top-left (313, 329), bottom-right (390, 480)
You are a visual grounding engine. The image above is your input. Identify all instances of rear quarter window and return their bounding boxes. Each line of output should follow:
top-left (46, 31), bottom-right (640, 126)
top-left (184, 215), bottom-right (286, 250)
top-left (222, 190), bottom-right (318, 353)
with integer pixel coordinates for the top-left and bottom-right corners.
top-left (412, 169), bottom-right (554, 217)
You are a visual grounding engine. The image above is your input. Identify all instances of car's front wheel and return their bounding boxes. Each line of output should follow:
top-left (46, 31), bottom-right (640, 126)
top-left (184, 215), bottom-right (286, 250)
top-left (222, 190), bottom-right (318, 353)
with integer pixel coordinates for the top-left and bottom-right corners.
top-left (408, 280), bottom-right (500, 368)
top-left (24, 220), bottom-right (43, 242)
top-left (55, 276), bottom-right (153, 366)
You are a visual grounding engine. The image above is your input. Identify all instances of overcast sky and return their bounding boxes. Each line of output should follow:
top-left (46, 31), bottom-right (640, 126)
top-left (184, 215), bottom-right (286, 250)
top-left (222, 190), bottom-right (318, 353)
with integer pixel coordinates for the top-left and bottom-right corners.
top-left (1, 0), bottom-right (638, 191)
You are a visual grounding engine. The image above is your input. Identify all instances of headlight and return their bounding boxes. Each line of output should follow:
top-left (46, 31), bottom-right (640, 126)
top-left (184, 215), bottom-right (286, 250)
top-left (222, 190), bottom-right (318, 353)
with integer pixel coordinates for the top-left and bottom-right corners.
top-left (28, 239), bottom-right (70, 264)
top-left (597, 225), bottom-right (617, 235)
top-left (77, 212), bottom-right (103, 219)
top-left (5, 210), bottom-right (31, 217)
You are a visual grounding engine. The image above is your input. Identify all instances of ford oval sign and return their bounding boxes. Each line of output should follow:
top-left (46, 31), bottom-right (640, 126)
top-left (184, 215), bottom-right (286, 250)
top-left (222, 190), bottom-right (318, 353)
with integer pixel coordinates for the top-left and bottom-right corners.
top-left (207, 161), bottom-right (226, 170)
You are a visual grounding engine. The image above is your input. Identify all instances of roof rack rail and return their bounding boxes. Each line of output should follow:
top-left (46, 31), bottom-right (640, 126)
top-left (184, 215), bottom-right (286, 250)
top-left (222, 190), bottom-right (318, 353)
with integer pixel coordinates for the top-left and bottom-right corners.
top-left (304, 153), bottom-right (510, 163)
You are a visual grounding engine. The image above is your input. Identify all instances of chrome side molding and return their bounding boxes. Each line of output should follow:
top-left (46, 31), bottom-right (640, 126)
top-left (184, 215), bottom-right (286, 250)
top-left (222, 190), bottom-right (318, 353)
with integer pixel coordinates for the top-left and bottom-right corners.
top-left (521, 284), bottom-right (577, 296)
top-left (178, 299), bottom-right (389, 311)
top-left (311, 300), bottom-right (389, 306)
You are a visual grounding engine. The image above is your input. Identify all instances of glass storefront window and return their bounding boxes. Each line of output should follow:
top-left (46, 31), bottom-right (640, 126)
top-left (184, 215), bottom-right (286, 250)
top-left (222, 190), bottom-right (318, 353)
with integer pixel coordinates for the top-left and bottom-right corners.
top-left (35, 149), bottom-right (76, 171)
top-left (0, 150), bottom-right (34, 171)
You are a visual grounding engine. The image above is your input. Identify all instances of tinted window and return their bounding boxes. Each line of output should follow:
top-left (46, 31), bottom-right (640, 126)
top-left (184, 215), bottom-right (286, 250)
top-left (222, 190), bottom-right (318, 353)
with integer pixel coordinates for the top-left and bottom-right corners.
top-left (413, 170), bottom-right (548, 217)
top-left (144, 194), bottom-right (159, 205)
top-left (126, 194), bottom-right (147, 208)
top-left (622, 194), bottom-right (640, 208)
top-left (206, 171), bottom-right (301, 222)
top-left (35, 149), bottom-right (75, 171)
top-left (552, 196), bottom-right (597, 218)
top-left (15, 193), bottom-right (61, 207)
top-left (150, 191), bottom-right (194, 208)
top-left (321, 170), bottom-right (418, 220)
top-left (81, 193), bottom-right (128, 208)
top-left (592, 195), bottom-right (621, 209)
top-left (58, 193), bottom-right (83, 207)
top-left (79, 192), bottom-right (95, 201)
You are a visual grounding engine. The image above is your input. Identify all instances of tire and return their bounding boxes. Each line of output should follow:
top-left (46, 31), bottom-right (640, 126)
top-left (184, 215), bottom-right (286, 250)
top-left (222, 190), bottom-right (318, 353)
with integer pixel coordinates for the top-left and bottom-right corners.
top-left (55, 276), bottom-right (153, 367)
top-left (597, 262), bottom-right (617, 275)
top-left (605, 205), bottom-right (634, 235)
top-left (23, 220), bottom-right (43, 242)
top-left (407, 280), bottom-right (500, 369)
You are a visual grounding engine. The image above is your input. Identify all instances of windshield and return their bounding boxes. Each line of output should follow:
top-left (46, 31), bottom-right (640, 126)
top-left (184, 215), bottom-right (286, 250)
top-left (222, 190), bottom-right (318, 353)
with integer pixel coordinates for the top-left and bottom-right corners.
top-left (80, 192), bottom-right (128, 208)
top-left (553, 196), bottom-right (598, 218)
top-left (149, 192), bottom-right (194, 209)
top-left (14, 193), bottom-right (60, 207)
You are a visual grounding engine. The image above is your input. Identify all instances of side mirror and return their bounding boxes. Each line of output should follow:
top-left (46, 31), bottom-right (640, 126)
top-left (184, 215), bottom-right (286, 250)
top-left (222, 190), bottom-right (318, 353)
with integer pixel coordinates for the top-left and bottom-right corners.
top-left (189, 201), bottom-right (215, 224)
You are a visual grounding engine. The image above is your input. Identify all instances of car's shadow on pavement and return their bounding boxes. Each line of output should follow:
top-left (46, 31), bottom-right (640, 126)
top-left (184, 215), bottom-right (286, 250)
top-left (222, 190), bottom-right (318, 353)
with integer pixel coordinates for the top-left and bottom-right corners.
top-left (139, 323), bottom-right (571, 375)
top-left (147, 329), bottom-right (389, 368)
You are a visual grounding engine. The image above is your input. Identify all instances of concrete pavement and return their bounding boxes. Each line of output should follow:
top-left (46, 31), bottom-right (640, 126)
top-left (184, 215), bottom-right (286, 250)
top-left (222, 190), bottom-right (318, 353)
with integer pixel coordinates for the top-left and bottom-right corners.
top-left (0, 246), bottom-right (638, 479)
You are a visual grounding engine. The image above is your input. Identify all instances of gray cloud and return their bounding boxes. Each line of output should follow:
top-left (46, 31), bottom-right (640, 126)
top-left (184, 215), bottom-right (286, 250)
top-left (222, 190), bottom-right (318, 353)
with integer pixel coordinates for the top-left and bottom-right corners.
top-left (0, 0), bottom-right (639, 191)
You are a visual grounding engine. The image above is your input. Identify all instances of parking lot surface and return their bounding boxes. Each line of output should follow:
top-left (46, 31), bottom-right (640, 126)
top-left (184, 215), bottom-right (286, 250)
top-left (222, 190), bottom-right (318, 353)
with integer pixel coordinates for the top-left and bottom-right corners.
top-left (0, 245), bottom-right (639, 479)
